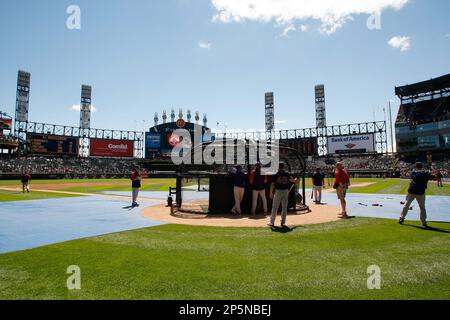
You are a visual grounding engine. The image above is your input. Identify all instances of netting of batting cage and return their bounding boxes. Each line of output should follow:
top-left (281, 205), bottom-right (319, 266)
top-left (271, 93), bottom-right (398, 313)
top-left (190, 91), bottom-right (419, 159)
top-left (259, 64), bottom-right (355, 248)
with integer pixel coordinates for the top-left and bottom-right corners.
top-left (173, 139), bottom-right (309, 215)
top-left (174, 176), bottom-right (210, 214)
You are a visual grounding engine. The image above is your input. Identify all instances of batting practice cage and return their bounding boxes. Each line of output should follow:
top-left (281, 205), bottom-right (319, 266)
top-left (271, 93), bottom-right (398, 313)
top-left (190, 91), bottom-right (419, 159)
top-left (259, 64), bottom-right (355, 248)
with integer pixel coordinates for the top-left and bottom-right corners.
top-left (172, 139), bottom-right (309, 215)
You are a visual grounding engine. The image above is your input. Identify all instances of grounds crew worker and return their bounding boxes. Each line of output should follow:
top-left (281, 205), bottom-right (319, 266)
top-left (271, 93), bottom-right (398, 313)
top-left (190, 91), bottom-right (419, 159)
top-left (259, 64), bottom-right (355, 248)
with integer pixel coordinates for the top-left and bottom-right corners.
top-left (269, 162), bottom-right (297, 228)
top-left (435, 170), bottom-right (444, 188)
top-left (399, 162), bottom-right (437, 228)
top-left (334, 162), bottom-right (350, 219)
top-left (21, 171), bottom-right (31, 193)
top-left (131, 165), bottom-right (142, 208)
top-left (312, 167), bottom-right (325, 204)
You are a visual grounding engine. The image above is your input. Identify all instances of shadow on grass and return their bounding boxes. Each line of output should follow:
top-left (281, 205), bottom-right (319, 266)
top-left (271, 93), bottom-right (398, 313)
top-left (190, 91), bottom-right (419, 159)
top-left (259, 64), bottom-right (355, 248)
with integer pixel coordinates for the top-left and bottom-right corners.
top-left (404, 223), bottom-right (450, 234)
top-left (270, 226), bottom-right (298, 234)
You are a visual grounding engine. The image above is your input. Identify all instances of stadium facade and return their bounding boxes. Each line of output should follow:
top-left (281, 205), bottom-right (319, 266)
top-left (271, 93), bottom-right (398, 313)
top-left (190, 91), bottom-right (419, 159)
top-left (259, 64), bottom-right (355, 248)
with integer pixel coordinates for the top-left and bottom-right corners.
top-left (395, 73), bottom-right (450, 156)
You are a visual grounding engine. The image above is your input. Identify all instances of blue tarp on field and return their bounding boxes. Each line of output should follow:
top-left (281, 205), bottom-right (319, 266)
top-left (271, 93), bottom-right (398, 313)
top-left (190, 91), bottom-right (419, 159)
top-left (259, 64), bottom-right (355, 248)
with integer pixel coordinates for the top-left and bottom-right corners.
top-left (0, 196), bottom-right (165, 254)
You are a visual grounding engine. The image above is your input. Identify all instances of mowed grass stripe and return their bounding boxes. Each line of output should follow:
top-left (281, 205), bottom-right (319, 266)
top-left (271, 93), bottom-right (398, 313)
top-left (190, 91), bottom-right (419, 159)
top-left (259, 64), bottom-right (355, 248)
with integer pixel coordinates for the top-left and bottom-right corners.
top-left (0, 219), bottom-right (449, 300)
top-left (0, 190), bottom-right (80, 202)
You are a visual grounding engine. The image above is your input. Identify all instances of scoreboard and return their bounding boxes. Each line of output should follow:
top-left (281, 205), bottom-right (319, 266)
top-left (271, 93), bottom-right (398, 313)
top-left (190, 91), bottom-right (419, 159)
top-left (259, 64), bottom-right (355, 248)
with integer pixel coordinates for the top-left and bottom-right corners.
top-left (145, 122), bottom-right (212, 158)
top-left (280, 138), bottom-right (318, 156)
top-left (28, 134), bottom-right (79, 156)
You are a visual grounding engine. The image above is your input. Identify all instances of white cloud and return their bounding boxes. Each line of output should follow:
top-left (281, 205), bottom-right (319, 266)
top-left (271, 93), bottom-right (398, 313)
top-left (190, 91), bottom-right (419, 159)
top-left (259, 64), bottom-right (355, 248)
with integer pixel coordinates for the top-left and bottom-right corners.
top-left (211, 0), bottom-right (409, 34)
top-left (198, 41), bottom-right (212, 50)
top-left (281, 24), bottom-right (296, 37)
top-left (388, 36), bottom-right (411, 52)
top-left (280, 24), bottom-right (308, 38)
top-left (275, 120), bottom-right (287, 124)
top-left (70, 104), bottom-right (97, 112)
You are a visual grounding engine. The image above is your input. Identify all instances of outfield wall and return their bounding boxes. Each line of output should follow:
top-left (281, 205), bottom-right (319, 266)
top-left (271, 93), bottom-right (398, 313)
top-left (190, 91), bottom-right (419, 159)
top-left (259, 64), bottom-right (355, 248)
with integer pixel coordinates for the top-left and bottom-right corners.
top-left (0, 173), bottom-right (133, 181)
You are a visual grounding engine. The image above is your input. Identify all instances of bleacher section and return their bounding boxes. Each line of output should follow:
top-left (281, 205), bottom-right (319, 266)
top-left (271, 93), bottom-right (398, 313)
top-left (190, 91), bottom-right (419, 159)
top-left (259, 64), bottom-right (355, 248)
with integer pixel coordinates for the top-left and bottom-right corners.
top-left (395, 73), bottom-right (450, 155)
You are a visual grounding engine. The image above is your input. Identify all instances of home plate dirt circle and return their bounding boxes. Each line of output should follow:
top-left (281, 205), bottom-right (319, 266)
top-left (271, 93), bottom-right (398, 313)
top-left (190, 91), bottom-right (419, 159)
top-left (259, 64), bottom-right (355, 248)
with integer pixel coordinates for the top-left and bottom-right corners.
top-left (141, 202), bottom-right (342, 228)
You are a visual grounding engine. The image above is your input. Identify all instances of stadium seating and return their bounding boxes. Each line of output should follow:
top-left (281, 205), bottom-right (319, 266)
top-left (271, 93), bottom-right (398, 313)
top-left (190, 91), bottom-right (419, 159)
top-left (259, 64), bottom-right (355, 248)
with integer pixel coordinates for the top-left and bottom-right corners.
top-left (0, 156), bottom-right (143, 176)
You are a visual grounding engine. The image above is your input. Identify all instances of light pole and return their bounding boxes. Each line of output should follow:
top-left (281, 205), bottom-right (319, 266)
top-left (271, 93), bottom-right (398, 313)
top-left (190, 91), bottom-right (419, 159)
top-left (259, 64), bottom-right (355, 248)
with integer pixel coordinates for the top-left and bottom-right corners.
top-left (388, 100), bottom-right (395, 154)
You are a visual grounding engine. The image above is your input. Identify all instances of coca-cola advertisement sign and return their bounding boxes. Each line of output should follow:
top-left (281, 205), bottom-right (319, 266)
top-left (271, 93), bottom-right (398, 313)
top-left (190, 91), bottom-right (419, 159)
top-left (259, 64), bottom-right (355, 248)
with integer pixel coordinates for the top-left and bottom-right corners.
top-left (90, 139), bottom-right (134, 158)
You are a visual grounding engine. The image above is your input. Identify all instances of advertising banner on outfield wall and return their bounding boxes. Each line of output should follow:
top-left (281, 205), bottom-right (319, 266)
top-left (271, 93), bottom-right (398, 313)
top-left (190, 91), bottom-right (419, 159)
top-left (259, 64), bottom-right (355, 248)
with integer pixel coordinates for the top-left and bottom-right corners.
top-left (90, 139), bottom-right (134, 158)
top-left (327, 134), bottom-right (375, 154)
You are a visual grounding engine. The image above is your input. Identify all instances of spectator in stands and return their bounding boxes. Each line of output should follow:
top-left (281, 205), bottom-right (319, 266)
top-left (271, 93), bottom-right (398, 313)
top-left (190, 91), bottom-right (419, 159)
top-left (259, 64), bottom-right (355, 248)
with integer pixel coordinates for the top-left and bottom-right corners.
top-left (399, 162), bottom-right (437, 228)
top-left (312, 168), bottom-right (325, 204)
top-left (269, 162), bottom-right (296, 227)
top-left (130, 165), bottom-right (142, 208)
top-left (249, 162), bottom-right (268, 216)
top-left (20, 170), bottom-right (31, 193)
top-left (334, 162), bottom-right (351, 219)
top-left (0, 156), bottom-right (144, 177)
top-left (231, 165), bottom-right (246, 216)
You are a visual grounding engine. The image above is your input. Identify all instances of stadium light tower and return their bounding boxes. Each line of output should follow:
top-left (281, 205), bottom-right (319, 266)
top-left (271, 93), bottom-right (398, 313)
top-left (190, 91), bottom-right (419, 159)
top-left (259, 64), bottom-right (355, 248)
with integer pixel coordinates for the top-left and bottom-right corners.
top-left (388, 100), bottom-right (395, 154)
top-left (265, 92), bottom-right (275, 133)
top-left (14, 70), bottom-right (31, 144)
top-left (80, 85), bottom-right (92, 130)
top-left (315, 85), bottom-right (327, 129)
top-left (315, 85), bottom-right (327, 155)
top-left (79, 85), bottom-right (92, 157)
top-left (15, 70), bottom-right (31, 124)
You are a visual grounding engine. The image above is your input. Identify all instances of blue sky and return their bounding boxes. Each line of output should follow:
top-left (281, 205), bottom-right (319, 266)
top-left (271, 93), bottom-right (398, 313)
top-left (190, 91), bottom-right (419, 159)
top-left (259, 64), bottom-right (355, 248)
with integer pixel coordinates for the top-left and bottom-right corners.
top-left (0, 0), bottom-right (449, 133)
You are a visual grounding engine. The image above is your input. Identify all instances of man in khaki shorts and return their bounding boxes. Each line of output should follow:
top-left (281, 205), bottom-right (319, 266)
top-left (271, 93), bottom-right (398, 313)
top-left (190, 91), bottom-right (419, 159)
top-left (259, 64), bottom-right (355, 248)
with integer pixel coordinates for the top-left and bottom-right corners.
top-left (334, 163), bottom-right (350, 219)
top-left (399, 162), bottom-right (436, 228)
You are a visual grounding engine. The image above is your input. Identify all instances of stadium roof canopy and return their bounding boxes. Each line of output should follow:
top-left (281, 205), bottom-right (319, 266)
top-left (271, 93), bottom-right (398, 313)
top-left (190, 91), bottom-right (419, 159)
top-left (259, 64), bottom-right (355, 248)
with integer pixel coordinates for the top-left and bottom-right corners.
top-left (395, 73), bottom-right (450, 97)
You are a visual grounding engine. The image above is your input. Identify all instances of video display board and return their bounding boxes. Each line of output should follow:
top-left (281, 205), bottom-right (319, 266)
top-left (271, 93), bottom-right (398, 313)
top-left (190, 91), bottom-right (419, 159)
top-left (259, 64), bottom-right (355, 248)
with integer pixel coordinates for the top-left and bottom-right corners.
top-left (28, 134), bottom-right (79, 155)
top-left (145, 121), bottom-right (212, 158)
top-left (145, 133), bottom-right (162, 149)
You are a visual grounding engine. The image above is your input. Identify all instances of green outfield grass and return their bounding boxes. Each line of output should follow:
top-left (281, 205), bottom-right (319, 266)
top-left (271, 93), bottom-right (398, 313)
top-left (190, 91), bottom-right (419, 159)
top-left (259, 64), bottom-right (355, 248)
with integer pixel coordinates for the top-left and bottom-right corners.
top-left (0, 178), bottom-right (177, 193)
top-left (58, 178), bottom-right (376, 194)
top-left (0, 218), bottom-right (449, 300)
top-left (60, 179), bottom-right (177, 193)
top-left (0, 178), bottom-right (132, 186)
top-left (0, 190), bottom-right (79, 202)
top-left (1, 178), bottom-right (448, 199)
